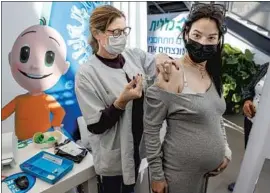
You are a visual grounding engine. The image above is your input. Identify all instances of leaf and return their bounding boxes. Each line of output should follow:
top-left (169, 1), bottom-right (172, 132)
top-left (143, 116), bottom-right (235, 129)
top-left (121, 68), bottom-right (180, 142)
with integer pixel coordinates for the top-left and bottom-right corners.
top-left (224, 43), bottom-right (242, 54)
top-left (234, 104), bottom-right (241, 114)
top-left (222, 43), bottom-right (259, 114)
top-left (244, 49), bottom-right (254, 61)
top-left (223, 90), bottom-right (229, 98)
top-left (226, 57), bottom-right (238, 65)
top-left (250, 68), bottom-right (257, 75)
top-left (222, 84), bottom-right (230, 97)
top-left (239, 71), bottom-right (250, 80)
top-left (232, 93), bottom-right (241, 103)
top-left (229, 82), bottom-right (237, 90)
top-left (232, 47), bottom-right (242, 54)
top-left (235, 104), bottom-right (240, 109)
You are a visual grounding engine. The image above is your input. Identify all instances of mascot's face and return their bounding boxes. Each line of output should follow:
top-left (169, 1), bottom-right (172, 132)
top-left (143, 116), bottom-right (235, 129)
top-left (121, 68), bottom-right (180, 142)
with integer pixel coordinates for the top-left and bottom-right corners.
top-left (9, 25), bottom-right (70, 93)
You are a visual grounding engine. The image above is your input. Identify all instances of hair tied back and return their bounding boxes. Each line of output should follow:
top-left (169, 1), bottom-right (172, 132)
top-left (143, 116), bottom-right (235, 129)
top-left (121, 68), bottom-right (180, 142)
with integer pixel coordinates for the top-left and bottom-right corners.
top-left (221, 24), bottom-right (227, 34)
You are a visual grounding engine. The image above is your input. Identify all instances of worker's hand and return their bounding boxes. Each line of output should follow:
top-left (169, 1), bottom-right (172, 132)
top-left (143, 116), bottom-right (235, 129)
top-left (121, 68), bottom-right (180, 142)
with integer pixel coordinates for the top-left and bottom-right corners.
top-left (114, 74), bottom-right (143, 109)
top-left (208, 157), bottom-right (230, 177)
top-left (156, 54), bottom-right (179, 82)
top-left (243, 100), bottom-right (256, 118)
top-left (151, 180), bottom-right (168, 193)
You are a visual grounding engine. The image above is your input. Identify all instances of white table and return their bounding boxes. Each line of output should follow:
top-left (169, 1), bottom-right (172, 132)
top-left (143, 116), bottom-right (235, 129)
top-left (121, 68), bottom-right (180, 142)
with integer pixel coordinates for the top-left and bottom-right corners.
top-left (2, 137), bottom-right (98, 193)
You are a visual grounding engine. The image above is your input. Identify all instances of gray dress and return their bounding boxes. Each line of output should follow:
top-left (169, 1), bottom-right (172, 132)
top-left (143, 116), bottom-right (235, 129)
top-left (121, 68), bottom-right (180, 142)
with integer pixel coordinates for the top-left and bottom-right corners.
top-left (144, 80), bottom-right (228, 193)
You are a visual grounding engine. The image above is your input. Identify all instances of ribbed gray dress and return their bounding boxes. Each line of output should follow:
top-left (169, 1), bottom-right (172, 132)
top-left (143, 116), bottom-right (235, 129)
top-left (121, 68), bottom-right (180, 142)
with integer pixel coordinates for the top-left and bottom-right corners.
top-left (144, 83), bottom-right (227, 193)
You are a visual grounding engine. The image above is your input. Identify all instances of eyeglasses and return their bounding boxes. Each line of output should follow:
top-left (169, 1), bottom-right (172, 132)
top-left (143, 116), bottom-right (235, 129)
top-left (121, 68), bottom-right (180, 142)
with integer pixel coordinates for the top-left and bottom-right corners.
top-left (106, 27), bottom-right (131, 38)
top-left (190, 3), bottom-right (226, 18)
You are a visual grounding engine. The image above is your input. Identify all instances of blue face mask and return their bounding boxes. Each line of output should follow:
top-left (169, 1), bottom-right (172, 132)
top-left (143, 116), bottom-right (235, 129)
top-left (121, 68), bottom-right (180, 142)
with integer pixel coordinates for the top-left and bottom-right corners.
top-left (185, 38), bottom-right (218, 63)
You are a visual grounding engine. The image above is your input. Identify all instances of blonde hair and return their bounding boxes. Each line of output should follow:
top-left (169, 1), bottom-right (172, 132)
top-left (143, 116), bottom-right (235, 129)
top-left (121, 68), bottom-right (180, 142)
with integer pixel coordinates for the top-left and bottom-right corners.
top-left (89, 5), bottom-right (125, 54)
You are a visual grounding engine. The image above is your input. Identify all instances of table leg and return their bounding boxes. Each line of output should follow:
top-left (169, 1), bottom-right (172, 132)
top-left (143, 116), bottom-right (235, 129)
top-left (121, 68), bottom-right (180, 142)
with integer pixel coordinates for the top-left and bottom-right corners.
top-left (82, 176), bottom-right (98, 193)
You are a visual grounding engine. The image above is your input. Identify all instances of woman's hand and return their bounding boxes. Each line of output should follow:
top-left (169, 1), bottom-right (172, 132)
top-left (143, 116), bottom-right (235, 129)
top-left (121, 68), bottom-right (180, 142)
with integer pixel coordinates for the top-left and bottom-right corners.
top-left (156, 54), bottom-right (179, 82)
top-left (114, 74), bottom-right (143, 109)
top-left (208, 157), bottom-right (230, 177)
top-left (151, 180), bottom-right (168, 193)
top-left (243, 100), bottom-right (256, 118)
top-left (53, 126), bottom-right (62, 132)
top-left (54, 124), bottom-right (64, 132)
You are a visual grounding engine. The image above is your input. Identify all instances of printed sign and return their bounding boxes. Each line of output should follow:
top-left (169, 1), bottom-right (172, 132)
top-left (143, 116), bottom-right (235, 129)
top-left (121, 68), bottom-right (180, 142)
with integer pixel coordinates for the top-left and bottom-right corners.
top-left (147, 12), bottom-right (189, 58)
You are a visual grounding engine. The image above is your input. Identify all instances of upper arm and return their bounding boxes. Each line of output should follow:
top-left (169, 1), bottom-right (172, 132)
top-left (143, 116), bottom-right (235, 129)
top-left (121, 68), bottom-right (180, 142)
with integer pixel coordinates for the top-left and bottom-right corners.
top-left (144, 86), bottom-right (168, 130)
top-left (47, 95), bottom-right (64, 112)
top-left (155, 65), bottom-right (184, 94)
top-left (1, 98), bottom-right (17, 120)
top-left (75, 72), bottom-right (105, 125)
top-left (242, 77), bottom-right (256, 101)
top-left (242, 63), bottom-right (268, 101)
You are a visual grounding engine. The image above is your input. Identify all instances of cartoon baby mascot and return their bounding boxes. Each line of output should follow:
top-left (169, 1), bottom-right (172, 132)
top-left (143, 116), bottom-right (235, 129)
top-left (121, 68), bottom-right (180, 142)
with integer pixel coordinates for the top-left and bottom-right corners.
top-left (1, 19), bottom-right (70, 140)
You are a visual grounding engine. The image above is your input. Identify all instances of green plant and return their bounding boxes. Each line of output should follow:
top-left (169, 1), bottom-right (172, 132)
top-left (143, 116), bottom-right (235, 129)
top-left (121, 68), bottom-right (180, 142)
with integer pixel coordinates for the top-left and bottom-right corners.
top-left (222, 43), bottom-right (259, 114)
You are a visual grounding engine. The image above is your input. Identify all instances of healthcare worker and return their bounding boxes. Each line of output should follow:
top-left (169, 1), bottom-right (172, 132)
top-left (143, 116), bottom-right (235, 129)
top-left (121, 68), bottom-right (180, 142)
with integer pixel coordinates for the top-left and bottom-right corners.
top-left (75, 5), bottom-right (175, 193)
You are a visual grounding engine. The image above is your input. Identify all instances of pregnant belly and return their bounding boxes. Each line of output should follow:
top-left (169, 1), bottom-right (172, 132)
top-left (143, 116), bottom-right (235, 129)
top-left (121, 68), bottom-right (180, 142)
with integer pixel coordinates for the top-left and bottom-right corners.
top-left (162, 131), bottom-right (225, 173)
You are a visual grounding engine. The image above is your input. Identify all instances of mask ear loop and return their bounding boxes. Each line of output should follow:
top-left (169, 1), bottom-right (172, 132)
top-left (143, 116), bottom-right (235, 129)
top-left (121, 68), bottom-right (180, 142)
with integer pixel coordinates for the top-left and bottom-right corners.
top-left (94, 29), bottom-right (109, 47)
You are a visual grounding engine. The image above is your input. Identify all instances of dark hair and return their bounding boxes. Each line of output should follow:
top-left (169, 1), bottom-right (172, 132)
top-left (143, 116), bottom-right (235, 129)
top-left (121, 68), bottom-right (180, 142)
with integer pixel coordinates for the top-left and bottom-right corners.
top-left (89, 5), bottom-right (125, 54)
top-left (182, 3), bottom-right (227, 97)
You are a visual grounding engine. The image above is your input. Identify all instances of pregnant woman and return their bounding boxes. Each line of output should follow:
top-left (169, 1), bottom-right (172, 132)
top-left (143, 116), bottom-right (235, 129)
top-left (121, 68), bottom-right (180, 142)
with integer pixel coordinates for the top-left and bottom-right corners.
top-left (144, 3), bottom-right (232, 193)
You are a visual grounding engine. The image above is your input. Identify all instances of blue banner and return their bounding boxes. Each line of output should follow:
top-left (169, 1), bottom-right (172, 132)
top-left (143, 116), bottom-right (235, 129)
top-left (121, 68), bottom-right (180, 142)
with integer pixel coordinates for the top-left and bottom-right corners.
top-left (45, 2), bottom-right (108, 140)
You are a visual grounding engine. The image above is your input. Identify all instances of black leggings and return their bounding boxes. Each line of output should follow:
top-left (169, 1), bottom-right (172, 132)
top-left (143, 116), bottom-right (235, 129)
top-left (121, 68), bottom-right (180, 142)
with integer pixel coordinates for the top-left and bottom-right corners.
top-left (244, 117), bottom-right (253, 149)
top-left (97, 175), bottom-right (135, 193)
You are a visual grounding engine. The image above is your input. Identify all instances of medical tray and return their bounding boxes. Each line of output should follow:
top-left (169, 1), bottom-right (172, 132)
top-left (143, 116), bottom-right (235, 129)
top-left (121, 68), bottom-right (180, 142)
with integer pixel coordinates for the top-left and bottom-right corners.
top-left (20, 151), bottom-right (74, 184)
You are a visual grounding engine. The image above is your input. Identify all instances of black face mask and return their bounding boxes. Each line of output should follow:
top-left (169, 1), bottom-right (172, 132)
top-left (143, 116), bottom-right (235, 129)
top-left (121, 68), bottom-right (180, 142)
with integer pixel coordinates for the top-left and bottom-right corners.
top-left (185, 38), bottom-right (218, 63)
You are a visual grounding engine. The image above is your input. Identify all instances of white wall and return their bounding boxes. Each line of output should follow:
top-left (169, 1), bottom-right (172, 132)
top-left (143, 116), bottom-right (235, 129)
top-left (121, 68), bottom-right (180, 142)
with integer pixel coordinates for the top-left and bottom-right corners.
top-left (2, 2), bottom-right (44, 133)
top-left (112, 2), bottom-right (148, 51)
